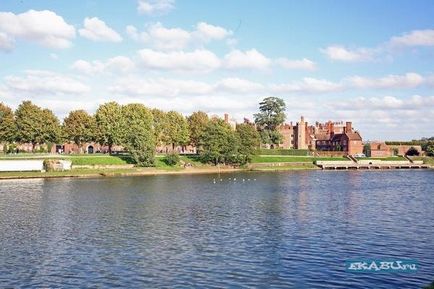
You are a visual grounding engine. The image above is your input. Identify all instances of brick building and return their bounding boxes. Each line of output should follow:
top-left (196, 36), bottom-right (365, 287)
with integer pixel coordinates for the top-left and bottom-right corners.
top-left (278, 117), bottom-right (363, 155)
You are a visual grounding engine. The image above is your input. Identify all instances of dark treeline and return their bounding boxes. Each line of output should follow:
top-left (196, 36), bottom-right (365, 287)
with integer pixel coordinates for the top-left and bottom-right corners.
top-left (0, 97), bottom-right (288, 166)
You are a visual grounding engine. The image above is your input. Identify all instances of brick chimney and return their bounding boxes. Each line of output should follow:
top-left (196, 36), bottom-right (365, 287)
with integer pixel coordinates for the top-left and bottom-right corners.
top-left (224, 113), bottom-right (229, 123)
top-left (345, 121), bottom-right (352, 133)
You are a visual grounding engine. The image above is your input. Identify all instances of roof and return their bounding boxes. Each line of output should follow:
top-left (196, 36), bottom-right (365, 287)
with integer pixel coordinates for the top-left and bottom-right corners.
top-left (345, 131), bottom-right (362, 141)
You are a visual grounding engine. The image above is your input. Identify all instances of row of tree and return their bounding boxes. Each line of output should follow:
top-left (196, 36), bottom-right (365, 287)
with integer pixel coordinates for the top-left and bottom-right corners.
top-left (0, 97), bottom-right (286, 166)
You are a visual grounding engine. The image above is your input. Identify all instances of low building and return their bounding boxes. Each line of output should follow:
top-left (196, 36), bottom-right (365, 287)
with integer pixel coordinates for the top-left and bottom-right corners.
top-left (370, 142), bottom-right (392, 157)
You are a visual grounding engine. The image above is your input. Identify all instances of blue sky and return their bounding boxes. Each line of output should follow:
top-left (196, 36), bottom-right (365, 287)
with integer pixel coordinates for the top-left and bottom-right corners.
top-left (0, 0), bottom-right (433, 140)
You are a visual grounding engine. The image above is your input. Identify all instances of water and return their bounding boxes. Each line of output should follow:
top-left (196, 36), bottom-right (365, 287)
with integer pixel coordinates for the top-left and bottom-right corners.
top-left (0, 170), bottom-right (433, 288)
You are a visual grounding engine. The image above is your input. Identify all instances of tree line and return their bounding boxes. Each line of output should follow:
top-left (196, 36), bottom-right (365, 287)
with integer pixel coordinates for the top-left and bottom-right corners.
top-left (0, 97), bottom-right (287, 166)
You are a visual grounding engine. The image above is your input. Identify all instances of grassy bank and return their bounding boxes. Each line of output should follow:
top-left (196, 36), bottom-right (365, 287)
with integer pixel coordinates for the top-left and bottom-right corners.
top-left (251, 155), bottom-right (347, 163)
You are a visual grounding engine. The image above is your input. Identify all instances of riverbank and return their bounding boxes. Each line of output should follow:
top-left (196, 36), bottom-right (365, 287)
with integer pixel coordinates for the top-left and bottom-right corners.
top-left (0, 154), bottom-right (432, 180)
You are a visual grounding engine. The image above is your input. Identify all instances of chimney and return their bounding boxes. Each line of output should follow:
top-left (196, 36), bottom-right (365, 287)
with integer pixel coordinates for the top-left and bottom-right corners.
top-left (224, 113), bottom-right (229, 123)
top-left (345, 122), bottom-right (352, 133)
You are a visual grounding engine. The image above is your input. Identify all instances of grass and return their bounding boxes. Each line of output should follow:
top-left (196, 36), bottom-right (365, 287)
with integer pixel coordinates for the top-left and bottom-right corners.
top-left (411, 156), bottom-right (434, 165)
top-left (356, 156), bottom-right (406, 161)
top-left (251, 163), bottom-right (318, 170)
top-left (251, 155), bottom-right (347, 163)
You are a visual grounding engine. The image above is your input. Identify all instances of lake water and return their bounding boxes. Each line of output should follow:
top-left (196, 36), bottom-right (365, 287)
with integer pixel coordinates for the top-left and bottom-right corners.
top-left (0, 170), bottom-right (433, 288)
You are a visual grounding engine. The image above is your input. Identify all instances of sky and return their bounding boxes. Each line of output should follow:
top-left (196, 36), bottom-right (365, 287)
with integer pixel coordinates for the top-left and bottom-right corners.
top-left (0, 0), bottom-right (434, 140)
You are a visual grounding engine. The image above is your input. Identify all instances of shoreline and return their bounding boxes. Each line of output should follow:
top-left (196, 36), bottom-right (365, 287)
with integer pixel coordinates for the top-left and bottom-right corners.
top-left (1, 164), bottom-right (432, 181)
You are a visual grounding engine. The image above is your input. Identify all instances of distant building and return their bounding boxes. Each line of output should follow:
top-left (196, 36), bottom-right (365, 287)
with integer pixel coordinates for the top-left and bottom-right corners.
top-left (370, 142), bottom-right (392, 157)
top-left (278, 117), bottom-right (363, 155)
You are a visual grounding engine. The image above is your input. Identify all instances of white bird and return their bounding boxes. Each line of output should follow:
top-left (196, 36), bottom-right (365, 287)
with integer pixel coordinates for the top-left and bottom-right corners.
top-left (234, 178), bottom-right (237, 181)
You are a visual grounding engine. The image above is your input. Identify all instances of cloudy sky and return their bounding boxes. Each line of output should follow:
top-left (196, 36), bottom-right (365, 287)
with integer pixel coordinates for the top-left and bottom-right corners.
top-left (0, 0), bottom-right (433, 140)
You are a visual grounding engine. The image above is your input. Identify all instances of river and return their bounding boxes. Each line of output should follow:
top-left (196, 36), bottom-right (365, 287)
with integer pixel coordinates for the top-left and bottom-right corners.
top-left (0, 170), bottom-right (433, 288)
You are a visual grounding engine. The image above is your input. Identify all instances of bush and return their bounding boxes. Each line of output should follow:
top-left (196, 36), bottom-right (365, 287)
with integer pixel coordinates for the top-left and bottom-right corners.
top-left (164, 152), bottom-right (180, 166)
top-left (406, 147), bottom-right (420, 156)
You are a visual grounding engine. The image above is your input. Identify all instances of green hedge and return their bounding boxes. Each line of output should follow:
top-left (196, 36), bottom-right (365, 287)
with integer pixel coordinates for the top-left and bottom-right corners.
top-left (256, 149), bottom-right (310, 156)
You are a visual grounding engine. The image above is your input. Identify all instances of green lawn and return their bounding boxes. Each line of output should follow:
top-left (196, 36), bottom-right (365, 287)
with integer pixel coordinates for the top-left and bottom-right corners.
top-left (251, 155), bottom-right (347, 163)
top-left (356, 156), bottom-right (406, 161)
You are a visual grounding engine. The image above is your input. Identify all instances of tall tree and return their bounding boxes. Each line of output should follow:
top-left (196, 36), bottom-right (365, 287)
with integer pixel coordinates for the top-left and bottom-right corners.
top-left (151, 108), bottom-right (168, 147)
top-left (165, 111), bottom-right (189, 150)
top-left (187, 111), bottom-right (209, 148)
top-left (95, 102), bottom-right (124, 153)
top-left (41, 108), bottom-right (61, 145)
top-left (0, 102), bottom-right (16, 150)
top-left (236, 123), bottom-right (260, 163)
top-left (254, 97), bottom-right (286, 148)
top-left (15, 101), bottom-right (60, 151)
top-left (63, 110), bottom-right (97, 152)
top-left (199, 119), bottom-right (240, 165)
top-left (122, 103), bottom-right (155, 166)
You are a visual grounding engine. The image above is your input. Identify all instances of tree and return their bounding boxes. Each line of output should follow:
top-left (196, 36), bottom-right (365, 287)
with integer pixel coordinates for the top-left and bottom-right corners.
top-left (187, 111), bottom-right (209, 148)
top-left (95, 102), bottom-right (124, 154)
top-left (151, 109), bottom-right (168, 147)
top-left (236, 123), bottom-right (260, 163)
top-left (165, 111), bottom-right (189, 150)
top-left (199, 119), bottom-right (240, 165)
top-left (0, 103), bottom-right (16, 150)
top-left (41, 108), bottom-right (62, 144)
top-left (425, 145), bottom-right (434, 157)
top-left (363, 143), bottom-right (371, 157)
top-left (122, 103), bottom-right (155, 166)
top-left (15, 101), bottom-right (60, 151)
top-left (254, 97), bottom-right (286, 147)
top-left (63, 110), bottom-right (96, 152)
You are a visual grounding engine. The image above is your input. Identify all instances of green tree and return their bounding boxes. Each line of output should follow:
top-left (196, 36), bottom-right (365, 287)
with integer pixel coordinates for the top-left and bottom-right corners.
top-left (254, 97), bottom-right (286, 147)
top-left (187, 111), bottom-right (209, 148)
top-left (63, 110), bottom-right (96, 152)
top-left (15, 101), bottom-right (60, 151)
top-left (236, 123), bottom-right (260, 163)
top-left (425, 144), bottom-right (434, 157)
top-left (95, 102), bottom-right (124, 154)
top-left (363, 143), bottom-right (371, 157)
top-left (41, 108), bottom-right (62, 145)
top-left (199, 119), bottom-right (240, 165)
top-left (0, 102), bottom-right (16, 151)
top-left (151, 108), bottom-right (168, 147)
top-left (122, 103), bottom-right (155, 166)
top-left (165, 111), bottom-right (189, 150)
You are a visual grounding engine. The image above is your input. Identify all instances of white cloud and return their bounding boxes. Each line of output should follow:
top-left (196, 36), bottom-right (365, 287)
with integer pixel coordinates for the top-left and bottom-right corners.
top-left (109, 77), bottom-right (213, 97)
top-left (195, 22), bottom-right (232, 41)
top-left (72, 56), bottom-right (135, 74)
top-left (215, 78), bottom-right (264, 94)
top-left (223, 49), bottom-right (271, 70)
top-left (270, 78), bottom-right (343, 94)
top-left (321, 45), bottom-right (374, 62)
top-left (0, 32), bottom-right (14, 51)
top-left (390, 29), bottom-right (434, 47)
top-left (137, 48), bottom-right (221, 72)
top-left (126, 22), bottom-right (232, 50)
top-left (137, 0), bottom-right (175, 15)
top-left (335, 95), bottom-right (434, 111)
top-left (0, 10), bottom-right (75, 49)
top-left (275, 58), bottom-right (316, 71)
top-left (347, 72), bottom-right (424, 89)
top-left (79, 17), bottom-right (122, 42)
top-left (4, 70), bottom-right (90, 95)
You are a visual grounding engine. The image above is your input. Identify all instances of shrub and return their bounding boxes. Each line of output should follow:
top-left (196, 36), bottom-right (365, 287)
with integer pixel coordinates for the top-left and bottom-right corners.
top-left (406, 147), bottom-right (420, 156)
top-left (164, 152), bottom-right (180, 166)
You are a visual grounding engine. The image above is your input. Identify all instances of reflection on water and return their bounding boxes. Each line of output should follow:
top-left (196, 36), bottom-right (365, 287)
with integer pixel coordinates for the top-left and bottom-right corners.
top-left (0, 170), bottom-right (433, 288)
